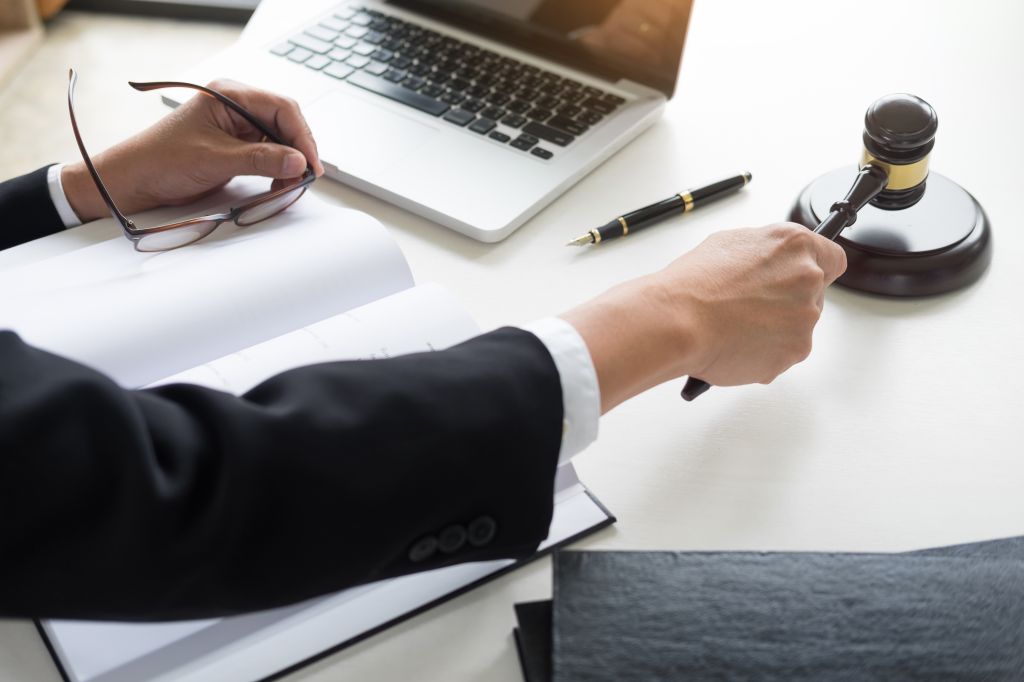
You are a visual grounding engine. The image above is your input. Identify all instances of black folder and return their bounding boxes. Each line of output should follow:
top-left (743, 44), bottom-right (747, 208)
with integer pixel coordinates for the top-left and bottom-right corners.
top-left (513, 537), bottom-right (1024, 682)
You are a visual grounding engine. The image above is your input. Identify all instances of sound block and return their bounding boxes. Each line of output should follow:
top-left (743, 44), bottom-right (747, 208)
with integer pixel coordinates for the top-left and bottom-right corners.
top-left (789, 165), bottom-right (992, 296)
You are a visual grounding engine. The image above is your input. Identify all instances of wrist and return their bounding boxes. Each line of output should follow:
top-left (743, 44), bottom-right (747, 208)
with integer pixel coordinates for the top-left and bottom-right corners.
top-left (560, 275), bottom-right (701, 413)
top-left (61, 161), bottom-right (107, 223)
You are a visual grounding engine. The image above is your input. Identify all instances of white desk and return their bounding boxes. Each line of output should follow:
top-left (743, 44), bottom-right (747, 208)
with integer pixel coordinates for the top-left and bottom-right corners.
top-left (2, 1), bottom-right (1023, 680)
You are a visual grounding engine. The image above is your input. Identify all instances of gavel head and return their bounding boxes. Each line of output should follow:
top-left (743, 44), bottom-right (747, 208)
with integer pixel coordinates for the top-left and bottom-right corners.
top-left (861, 93), bottom-right (938, 210)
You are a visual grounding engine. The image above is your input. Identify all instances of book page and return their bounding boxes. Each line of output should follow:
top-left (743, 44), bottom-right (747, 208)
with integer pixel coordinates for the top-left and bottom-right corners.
top-left (151, 283), bottom-right (481, 393)
top-left (0, 177), bottom-right (413, 387)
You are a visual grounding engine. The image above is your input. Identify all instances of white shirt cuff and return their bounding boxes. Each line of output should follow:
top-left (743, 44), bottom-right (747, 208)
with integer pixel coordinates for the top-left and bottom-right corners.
top-left (520, 317), bottom-right (600, 465)
top-left (47, 163), bottom-right (83, 229)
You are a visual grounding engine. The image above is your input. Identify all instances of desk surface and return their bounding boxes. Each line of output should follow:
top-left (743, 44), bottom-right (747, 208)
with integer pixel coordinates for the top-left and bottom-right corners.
top-left (2, 2), bottom-right (1023, 680)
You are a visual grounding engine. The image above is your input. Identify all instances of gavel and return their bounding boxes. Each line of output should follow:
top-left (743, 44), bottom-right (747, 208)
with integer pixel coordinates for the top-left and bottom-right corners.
top-left (682, 93), bottom-right (991, 401)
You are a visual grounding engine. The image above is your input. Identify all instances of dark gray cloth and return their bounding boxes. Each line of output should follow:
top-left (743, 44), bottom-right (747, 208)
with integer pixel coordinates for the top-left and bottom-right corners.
top-left (550, 549), bottom-right (1024, 681)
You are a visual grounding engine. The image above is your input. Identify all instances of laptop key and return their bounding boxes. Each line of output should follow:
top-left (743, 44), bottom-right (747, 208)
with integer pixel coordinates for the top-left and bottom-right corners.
top-left (481, 106), bottom-right (505, 120)
top-left (579, 110), bottom-right (603, 126)
top-left (305, 54), bottom-right (331, 70)
top-left (324, 62), bottom-right (355, 80)
top-left (522, 121), bottom-right (574, 147)
top-left (546, 115), bottom-right (588, 137)
top-left (501, 113), bottom-right (527, 128)
top-left (488, 131), bottom-right (511, 143)
top-left (347, 71), bottom-right (450, 116)
top-left (468, 118), bottom-right (496, 135)
top-left (287, 47), bottom-right (314, 63)
top-left (353, 42), bottom-right (376, 56)
top-left (328, 47), bottom-right (351, 61)
top-left (507, 100), bottom-right (531, 114)
top-left (440, 90), bottom-right (466, 105)
top-left (290, 33), bottom-right (332, 54)
top-left (364, 60), bottom-right (389, 76)
top-left (527, 108), bottom-right (553, 122)
top-left (602, 93), bottom-right (626, 106)
top-left (346, 54), bottom-right (371, 68)
top-left (582, 97), bottom-right (615, 115)
top-left (382, 68), bottom-right (406, 82)
top-left (510, 134), bottom-right (537, 151)
top-left (420, 84), bottom-right (444, 98)
top-left (443, 109), bottom-right (475, 126)
top-left (462, 99), bottom-right (485, 113)
top-left (531, 147), bottom-right (553, 160)
top-left (305, 25), bottom-right (339, 42)
top-left (345, 25), bottom-right (369, 39)
top-left (335, 35), bottom-right (358, 49)
top-left (270, 42), bottom-right (293, 57)
top-left (319, 16), bottom-right (349, 32)
top-left (371, 48), bottom-right (393, 62)
top-left (402, 75), bottom-right (425, 90)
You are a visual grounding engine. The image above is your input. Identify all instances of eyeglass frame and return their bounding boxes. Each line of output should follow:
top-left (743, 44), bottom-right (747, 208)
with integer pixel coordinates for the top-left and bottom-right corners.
top-left (66, 69), bottom-right (316, 252)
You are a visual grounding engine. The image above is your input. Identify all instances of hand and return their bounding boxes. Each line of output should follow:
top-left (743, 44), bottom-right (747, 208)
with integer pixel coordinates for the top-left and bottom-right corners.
top-left (61, 79), bottom-right (325, 223)
top-left (560, 223), bottom-right (848, 412)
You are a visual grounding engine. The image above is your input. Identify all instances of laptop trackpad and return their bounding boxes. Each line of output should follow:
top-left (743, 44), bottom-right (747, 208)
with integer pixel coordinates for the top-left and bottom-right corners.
top-left (304, 90), bottom-right (439, 177)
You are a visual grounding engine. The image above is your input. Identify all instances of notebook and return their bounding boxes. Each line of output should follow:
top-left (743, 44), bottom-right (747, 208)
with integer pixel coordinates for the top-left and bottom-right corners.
top-left (514, 536), bottom-right (1024, 682)
top-left (0, 178), bottom-right (615, 682)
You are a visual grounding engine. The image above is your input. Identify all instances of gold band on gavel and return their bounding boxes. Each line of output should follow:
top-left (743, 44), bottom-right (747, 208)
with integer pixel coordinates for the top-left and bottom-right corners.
top-left (860, 151), bottom-right (930, 191)
top-left (617, 216), bottom-right (629, 235)
top-left (678, 192), bottom-right (694, 212)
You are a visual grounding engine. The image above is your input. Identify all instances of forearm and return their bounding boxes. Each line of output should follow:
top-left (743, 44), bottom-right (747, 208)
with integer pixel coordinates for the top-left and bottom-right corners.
top-left (0, 328), bottom-right (563, 620)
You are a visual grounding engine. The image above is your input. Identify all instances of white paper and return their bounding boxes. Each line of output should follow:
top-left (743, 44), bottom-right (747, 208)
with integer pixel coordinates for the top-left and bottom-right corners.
top-left (0, 178), bottom-right (413, 387)
top-left (150, 284), bottom-right (479, 394)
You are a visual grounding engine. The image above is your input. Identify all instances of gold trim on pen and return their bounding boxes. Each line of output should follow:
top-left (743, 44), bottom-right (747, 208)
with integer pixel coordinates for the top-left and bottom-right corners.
top-left (860, 151), bottom-right (929, 191)
top-left (678, 192), bottom-right (694, 213)
top-left (590, 228), bottom-right (601, 244)
top-left (617, 216), bottom-right (629, 236)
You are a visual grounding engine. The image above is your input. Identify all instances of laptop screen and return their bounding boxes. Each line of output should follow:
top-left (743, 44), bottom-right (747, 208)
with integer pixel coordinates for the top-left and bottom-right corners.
top-left (386, 0), bottom-right (693, 97)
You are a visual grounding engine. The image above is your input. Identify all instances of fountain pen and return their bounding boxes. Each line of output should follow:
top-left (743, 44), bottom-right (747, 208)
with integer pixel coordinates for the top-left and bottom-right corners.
top-left (566, 172), bottom-right (752, 246)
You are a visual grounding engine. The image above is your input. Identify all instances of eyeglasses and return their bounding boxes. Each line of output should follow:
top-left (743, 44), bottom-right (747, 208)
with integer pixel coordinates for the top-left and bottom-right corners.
top-left (66, 69), bottom-right (316, 252)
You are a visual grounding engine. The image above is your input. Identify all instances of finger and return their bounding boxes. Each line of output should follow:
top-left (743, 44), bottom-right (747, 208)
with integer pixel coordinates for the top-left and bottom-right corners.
top-left (206, 80), bottom-right (325, 177)
top-left (807, 233), bottom-right (848, 284)
top-left (227, 141), bottom-right (308, 180)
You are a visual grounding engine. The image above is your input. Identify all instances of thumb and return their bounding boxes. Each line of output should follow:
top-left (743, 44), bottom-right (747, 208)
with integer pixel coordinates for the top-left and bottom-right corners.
top-left (234, 142), bottom-right (308, 179)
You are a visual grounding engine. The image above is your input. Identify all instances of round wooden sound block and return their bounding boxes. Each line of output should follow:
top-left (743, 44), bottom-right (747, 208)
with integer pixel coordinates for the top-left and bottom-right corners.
top-left (789, 165), bottom-right (992, 296)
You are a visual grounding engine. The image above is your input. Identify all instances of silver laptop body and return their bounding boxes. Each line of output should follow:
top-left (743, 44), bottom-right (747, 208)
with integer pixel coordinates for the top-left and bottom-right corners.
top-left (167, 0), bottom-right (693, 242)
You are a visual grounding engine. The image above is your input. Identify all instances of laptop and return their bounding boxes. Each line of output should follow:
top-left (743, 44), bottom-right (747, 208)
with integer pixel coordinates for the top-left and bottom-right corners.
top-left (166, 0), bottom-right (694, 242)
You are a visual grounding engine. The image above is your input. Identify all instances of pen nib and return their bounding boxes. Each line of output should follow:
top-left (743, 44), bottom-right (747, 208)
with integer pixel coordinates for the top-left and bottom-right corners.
top-left (566, 234), bottom-right (593, 247)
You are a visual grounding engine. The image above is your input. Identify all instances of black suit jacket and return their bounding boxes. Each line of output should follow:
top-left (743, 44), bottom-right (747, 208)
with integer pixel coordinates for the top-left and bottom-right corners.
top-left (0, 168), bottom-right (564, 621)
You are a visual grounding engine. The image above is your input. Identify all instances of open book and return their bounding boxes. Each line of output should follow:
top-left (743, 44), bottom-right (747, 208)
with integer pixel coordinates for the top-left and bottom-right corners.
top-left (0, 179), bottom-right (614, 682)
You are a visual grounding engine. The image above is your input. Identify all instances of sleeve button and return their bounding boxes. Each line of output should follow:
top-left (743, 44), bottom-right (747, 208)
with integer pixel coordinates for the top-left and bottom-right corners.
top-left (408, 535), bottom-right (438, 563)
top-left (467, 516), bottom-right (497, 547)
top-left (438, 525), bottom-right (467, 554)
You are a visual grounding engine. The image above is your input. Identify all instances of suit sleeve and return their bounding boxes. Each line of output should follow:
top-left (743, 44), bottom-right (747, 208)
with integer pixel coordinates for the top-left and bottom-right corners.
top-left (0, 166), bottom-right (67, 250)
top-left (0, 327), bottom-right (564, 621)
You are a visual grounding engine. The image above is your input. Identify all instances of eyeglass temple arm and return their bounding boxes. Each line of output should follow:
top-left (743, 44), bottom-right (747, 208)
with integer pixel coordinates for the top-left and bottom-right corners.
top-left (66, 69), bottom-right (135, 231)
top-left (128, 80), bottom-right (286, 146)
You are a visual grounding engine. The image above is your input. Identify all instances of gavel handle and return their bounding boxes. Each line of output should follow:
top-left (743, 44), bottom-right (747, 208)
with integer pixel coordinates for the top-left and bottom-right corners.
top-left (681, 164), bottom-right (890, 402)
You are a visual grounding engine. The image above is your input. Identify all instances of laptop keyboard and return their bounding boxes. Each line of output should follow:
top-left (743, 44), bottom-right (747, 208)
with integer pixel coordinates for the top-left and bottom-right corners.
top-left (269, 4), bottom-right (627, 160)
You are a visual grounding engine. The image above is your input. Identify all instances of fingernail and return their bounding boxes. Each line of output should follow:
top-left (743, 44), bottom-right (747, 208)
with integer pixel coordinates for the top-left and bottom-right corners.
top-left (282, 153), bottom-right (305, 176)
